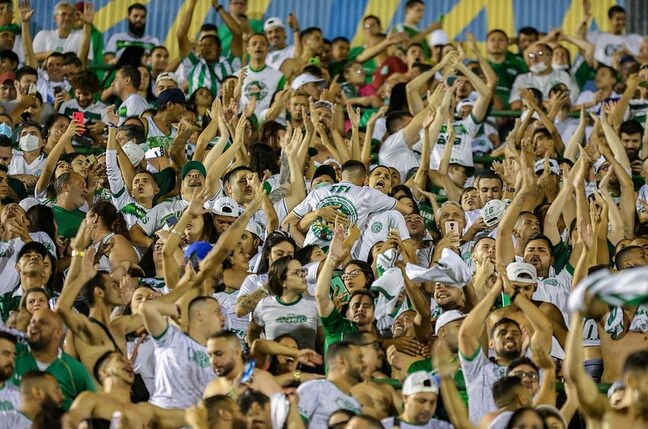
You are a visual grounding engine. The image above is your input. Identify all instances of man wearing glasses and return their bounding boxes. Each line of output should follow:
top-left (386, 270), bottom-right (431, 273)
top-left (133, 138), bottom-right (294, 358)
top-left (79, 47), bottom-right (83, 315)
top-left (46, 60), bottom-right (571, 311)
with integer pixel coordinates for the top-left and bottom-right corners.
top-left (509, 42), bottom-right (579, 111)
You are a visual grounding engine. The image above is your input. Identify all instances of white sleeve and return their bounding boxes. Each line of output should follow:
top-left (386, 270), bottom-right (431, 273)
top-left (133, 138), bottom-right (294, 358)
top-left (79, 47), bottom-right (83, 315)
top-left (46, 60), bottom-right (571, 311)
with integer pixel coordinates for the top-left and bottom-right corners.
top-left (238, 274), bottom-right (259, 299)
top-left (105, 150), bottom-right (127, 203)
top-left (32, 31), bottom-right (47, 54)
top-left (291, 191), bottom-right (317, 218)
top-left (508, 74), bottom-right (527, 104)
top-left (251, 298), bottom-right (266, 327)
top-left (297, 382), bottom-right (319, 423)
top-left (105, 34), bottom-right (118, 54)
top-left (367, 188), bottom-right (397, 214)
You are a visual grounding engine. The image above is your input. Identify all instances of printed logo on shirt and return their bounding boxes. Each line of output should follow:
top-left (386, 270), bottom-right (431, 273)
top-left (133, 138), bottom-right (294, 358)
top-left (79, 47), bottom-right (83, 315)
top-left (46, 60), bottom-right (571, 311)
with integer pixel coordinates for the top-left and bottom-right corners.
top-left (0, 401), bottom-right (14, 411)
top-left (371, 222), bottom-right (383, 234)
top-left (604, 44), bottom-right (623, 57)
top-left (276, 314), bottom-right (307, 324)
top-left (191, 350), bottom-right (210, 368)
top-left (312, 196), bottom-right (358, 241)
top-left (335, 397), bottom-right (361, 414)
top-left (121, 203), bottom-right (149, 223)
top-left (244, 80), bottom-right (269, 101)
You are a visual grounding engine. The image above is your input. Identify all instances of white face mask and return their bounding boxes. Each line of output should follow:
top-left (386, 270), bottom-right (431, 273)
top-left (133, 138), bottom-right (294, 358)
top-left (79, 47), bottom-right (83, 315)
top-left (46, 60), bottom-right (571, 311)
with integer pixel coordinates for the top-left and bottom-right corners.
top-left (19, 134), bottom-right (41, 152)
top-left (552, 63), bottom-right (569, 71)
top-left (529, 62), bottom-right (548, 74)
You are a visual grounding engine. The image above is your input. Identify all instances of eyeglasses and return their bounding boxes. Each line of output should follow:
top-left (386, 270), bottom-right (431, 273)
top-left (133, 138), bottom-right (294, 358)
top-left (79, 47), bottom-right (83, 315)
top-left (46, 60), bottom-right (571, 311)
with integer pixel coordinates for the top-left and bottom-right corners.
top-left (341, 269), bottom-right (363, 279)
top-left (512, 370), bottom-right (539, 381)
top-left (290, 268), bottom-right (307, 278)
top-left (527, 50), bottom-right (546, 59)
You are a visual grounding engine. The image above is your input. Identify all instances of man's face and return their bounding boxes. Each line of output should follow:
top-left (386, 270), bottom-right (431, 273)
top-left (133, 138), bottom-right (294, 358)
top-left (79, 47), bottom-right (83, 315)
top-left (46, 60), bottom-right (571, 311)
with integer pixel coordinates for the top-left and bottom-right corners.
top-left (525, 43), bottom-right (551, 70)
top-left (478, 178), bottom-right (502, 204)
top-left (472, 238), bottom-right (496, 263)
top-left (406, 3), bottom-right (425, 24)
top-left (27, 310), bottom-right (59, 350)
top-left (213, 215), bottom-right (236, 235)
top-left (392, 310), bottom-right (415, 338)
top-left (67, 173), bottom-right (89, 207)
top-left (368, 166), bottom-right (392, 194)
top-left (437, 204), bottom-right (466, 235)
top-left (406, 45), bottom-right (424, 65)
top-left (0, 169), bottom-right (8, 200)
top-left (595, 67), bottom-right (616, 90)
top-left (128, 8), bottom-right (146, 31)
top-left (332, 40), bottom-right (350, 61)
top-left (1, 204), bottom-right (26, 225)
top-left (610, 12), bottom-right (626, 35)
top-left (509, 363), bottom-right (540, 397)
top-left (207, 337), bottom-right (238, 377)
top-left (238, 231), bottom-right (259, 256)
top-left (524, 238), bottom-right (552, 275)
top-left (247, 35), bottom-right (269, 61)
top-left (490, 322), bottom-right (522, 360)
top-left (0, 338), bottom-right (15, 382)
top-left (266, 26), bottom-right (286, 49)
top-left (486, 31), bottom-right (508, 55)
top-left (304, 31), bottom-right (324, 55)
top-left (0, 31), bottom-right (14, 50)
top-left (54, 6), bottom-right (75, 31)
top-left (348, 295), bottom-right (374, 326)
top-left (405, 213), bottom-right (425, 238)
top-left (289, 95), bottom-right (308, 121)
top-left (433, 283), bottom-right (462, 309)
top-left (533, 132), bottom-right (554, 157)
top-left (229, 0), bottom-right (247, 17)
top-left (621, 132), bottom-right (641, 161)
top-left (62, 64), bottom-right (83, 83)
top-left (359, 340), bottom-right (382, 376)
top-left (461, 188), bottom-right (480, 211)
top-left (17, 249), bottom-right (44, 277)
top-left (99, 272), bottom-right (127, 307)
top-left (344, 345), bottom-right (366, 383)
top-left (0, 81), bottom-right (15, 102)
top-left (404, 392), bottom-right (438, 425)
top-left (226, 170), bottom-right (254, 204)
top-left (17, 74), bottom-right (37, 96)
top-left (74, 88), bottom-right (94, 109)
top-left (182, 170), bottom-right (205, 195)
top-left (517, 33), bottom-right (538, 54)
top-left (0, 3), bottom-right (12, 26)
top-left (105, 352), bottom-right (136, 385)
top-left (618, 247), bottom-right (648, 270)
top-left (362, 18), bottom-right (381, 38)
top-left (199, 37), bottom-right (221, 62)
top-left (0, 144), bottom-right (9, 167)
top-left (515, 213), bottom-right (541, 242)
top-left (46, 56), bottom-right (64, 81)
top-left (438, 319), bottom-right (462, 353)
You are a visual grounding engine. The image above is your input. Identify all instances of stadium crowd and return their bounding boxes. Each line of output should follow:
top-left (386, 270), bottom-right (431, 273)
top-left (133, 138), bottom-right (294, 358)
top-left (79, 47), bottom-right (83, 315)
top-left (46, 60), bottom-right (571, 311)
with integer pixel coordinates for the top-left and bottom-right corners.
top-left (0, 0), bottom-right (645, 427)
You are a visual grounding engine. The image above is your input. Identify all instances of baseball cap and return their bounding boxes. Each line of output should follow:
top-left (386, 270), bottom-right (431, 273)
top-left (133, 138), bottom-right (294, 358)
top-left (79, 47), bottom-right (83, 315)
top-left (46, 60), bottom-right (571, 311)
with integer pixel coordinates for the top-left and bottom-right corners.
top-left (157, 88), bottom-right (186, 106)
top-left (455, 98), bottom-right (474, 114)
top-left (0, 70), bottom-right (15, 85)
top-left (245, 219), bottom-right (264, 239)
top-left (19, 197), bottom-right (40, 213)
top-left (593, 156), bottom-right (609, 174)
top-left (291, 73), bottom-right (325, 91)
top-left (211, 197), bottom-right (239, 218)
top-left (482, 199), bottom-right (507, 228)
top-left (313, 100), bottom-right (334, 111)
top-left (264, 17), bottom-right (285, 32)
top-left (607, 380), bottom-right (625, 397)
top-left (184, 241), bottom-right (213, 261)
top-left (506, 262), bottom-right (538, 284)
top-left (434, 310), bottom-right (466, 335)
top-left (428, 29), bottom-right (449, 46)
top-left (402, 371), bottom-right (439, 396)
top-left (181, 160), bottom-right (207, 179)
top-left (156, 71), bottom-right (178, 85)
top-left (122, 141), bottom-right (145, 166)
top-left (312, 164), bottom-right (337, 183)
top-left (534, 158), bottom-right (560, 176)
top-left (17, 241), bottom-right (48, 260)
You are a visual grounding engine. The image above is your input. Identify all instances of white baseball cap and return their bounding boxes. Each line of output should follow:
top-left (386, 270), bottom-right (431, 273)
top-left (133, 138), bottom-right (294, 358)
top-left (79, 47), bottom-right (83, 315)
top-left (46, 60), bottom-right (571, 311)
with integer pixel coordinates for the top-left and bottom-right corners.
top-left (482, 199), bottom-right (507, 228)
top-left (506, 262), bottom-right (538, 284)
top-left (402, 371), bottom-right (439, 395)
top-left (428, 29), bottom-right (449, 46)
top-left (593, 156), bottom-right (609, 174)
top-left (291, 73), bottom-right (325, 91)
top-left (155, 71), bottom-right (178, 85)
top-left (211, 197), bottom-right (239, 218)
top-left (435, 310), bottom-right (466, 335)
top-left (534, 158), bottom-right (561, 176)
top-left (264, 17), bottom-right (285, 32)
top-left (122, 141), bottom-right (145, 166)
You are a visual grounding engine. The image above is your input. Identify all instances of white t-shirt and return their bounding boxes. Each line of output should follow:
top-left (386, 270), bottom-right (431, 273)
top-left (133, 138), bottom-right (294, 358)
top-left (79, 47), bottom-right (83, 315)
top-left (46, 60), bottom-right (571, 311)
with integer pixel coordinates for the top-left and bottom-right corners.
top-left (139, 200), bottom-right (188, 236)
top-left (237, 273), bottom-right (269, 301)
top-left (459, 348), bottom-right (507, 422)
top-left (0, 233), bottom-right (56, 295)
top-left (105, 32), bottom-right (160, 57)
top-left (509, 70), bottom-right (579, 104)
top-left (238, 65), bottom-right (286, 119)
top-left (575, 90), bottom-right (621, 113)
top-left (8, 151), bottom-right (45, 177)
top-left (117, 93), bottom-right (150, 126)
top-left (252, 294), bottom-right (320, 349)
top-left (150, 323), bottom-right (215, 408)
top-left (105, 150), bottom-right (153, 229)
top-left (126, 336), bottom-right (156, 394)
top-left (588, 31), bottom-right (643, 67)
top-left (428, 115), bottom-right (481, 169)
top-left (59, 98), bottom-right (107, 122)
top-left (378, 129), bottom-right (420, 181)
top-left (143, 116), bottom-right (176, 158)
top-left (266, 45), bottom-right (295, 70)
top-left (381, 416), bottom-right (453, 429)
top-left (36, 69), bottom-right (71, 106)
top-left (32, 29), bottom-right (93, 61)
top-left (292, 181), bottom-right (397, 249)
top-left (0, 410), bottom-right (31, 429)
top-left (0, 383), bottom-right (20, 411)
top-left (355, 210), bottom-right (411, 260)
top-left (214, 289), bottom-right (249, 346)
top-left (297, 379), bottom-right (362, 429)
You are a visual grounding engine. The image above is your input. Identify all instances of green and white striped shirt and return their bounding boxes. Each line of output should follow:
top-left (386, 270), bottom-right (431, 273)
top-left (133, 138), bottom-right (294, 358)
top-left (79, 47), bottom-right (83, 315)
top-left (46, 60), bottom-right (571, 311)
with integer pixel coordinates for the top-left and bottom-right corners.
top-left (187, 52), bottom-right (241, 97)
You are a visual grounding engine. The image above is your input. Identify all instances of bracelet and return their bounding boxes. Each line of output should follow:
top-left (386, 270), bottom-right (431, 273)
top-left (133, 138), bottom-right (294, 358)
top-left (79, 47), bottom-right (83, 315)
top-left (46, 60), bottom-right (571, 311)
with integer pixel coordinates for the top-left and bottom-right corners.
top-left (71, 249), bottom-right (85, 257)
top-left (293, 370), bottom-right (301, 383)
top-left (510, 290), bottom-right (520, 302)
top-left (170, 229), bottom-right (183, 237)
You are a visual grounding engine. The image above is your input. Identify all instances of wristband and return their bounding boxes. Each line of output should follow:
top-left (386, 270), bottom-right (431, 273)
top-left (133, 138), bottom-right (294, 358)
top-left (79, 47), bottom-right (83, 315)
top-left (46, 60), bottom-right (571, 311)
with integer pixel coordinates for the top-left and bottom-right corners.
top-left (71, 249), bottom-right (85, 257)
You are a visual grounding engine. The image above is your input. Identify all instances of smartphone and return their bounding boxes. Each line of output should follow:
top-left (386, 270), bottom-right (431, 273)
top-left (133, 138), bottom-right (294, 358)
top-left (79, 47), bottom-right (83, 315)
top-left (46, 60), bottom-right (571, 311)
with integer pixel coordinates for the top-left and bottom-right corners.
top-left (72, 111), bottom-right (85, 124)
top-left (445, 221), bottom-right (459, 234)
top-left (53, 86), bottom-right (64, 95)
top-left (446, 76), bottom-right (456, 86)
top-left (27, 84), bottom-right (37, 95)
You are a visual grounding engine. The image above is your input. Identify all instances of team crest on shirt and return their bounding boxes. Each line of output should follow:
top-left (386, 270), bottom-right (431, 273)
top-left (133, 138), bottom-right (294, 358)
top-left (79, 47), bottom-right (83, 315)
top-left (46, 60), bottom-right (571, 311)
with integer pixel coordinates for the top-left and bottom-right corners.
top-left (371, 222), bottom-right (383, 233)
top-left (312, 197), bottom-right (358, 241)
top-left (276, 314), bottom-right (307, 324)
top-left (0, 401), bottom-right (13, 411)
top-left (244, 80), bottom-right (268, 101)
top-left (191, 350), bottom-right (210, 368)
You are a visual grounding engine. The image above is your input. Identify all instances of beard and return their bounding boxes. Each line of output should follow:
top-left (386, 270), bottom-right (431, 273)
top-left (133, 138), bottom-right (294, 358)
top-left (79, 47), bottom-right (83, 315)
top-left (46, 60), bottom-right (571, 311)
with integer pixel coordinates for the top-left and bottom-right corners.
top-left (27, 335), bottom-right (48, 352)
top-left (0, 364), bottom-right (13, 382)
top-left (498, 346), bottom-right (521, 360)
top-left (128, 21), bottom-right (145, 37)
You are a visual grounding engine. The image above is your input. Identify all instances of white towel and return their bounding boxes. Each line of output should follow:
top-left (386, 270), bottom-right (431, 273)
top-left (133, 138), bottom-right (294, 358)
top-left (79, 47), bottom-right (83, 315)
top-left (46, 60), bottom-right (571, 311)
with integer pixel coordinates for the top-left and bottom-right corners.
top-left (568, 267), bottom-right (648, 312)
top-left (270, 393), bottom-right (289, 429)
top-left (405, 249), bottom-right (472, 287)
top-left (371, 268), bottom-right (406, 321)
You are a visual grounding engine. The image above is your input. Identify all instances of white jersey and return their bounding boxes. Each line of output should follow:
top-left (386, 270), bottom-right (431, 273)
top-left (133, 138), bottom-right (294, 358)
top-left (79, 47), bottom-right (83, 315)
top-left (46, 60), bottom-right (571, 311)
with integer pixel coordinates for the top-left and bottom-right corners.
top-left (236, 273), bottom-right (269, 301)
top-left (150, 323), bottom-right (215, 408)
top-left (0, 410), bottom-right (30, 429)
top-left (143, 116), bottom-right (177, 158)
top-left (266, 45), bottom-right (295, 70)
top-left (36, 69), bottom-right (71, 106)
top-left (127, 336), bottom-right (156, 394)
top-left (381, 416), bottom-right (453, 429)
top-left (356, 210), bottom-right (411, 260)
top-left (117, 93), bottom-right (150, 126)
top-left (297, 379), bottom-right (362, 429)
top-left (427, 115), bottom-right (481, 169)
top-left (252, 295), bottom-right (320, 349)
top-left (292, 181), bottom-right (397, 249)
top-left (0, 233), bottom-right (56, 295)
top-left (139, 200), bottom-right (188, 236)
top-left (33, 29), bottom-right (94, 61)
top-left (214, 289), bottom-right (249, 346)
top-left (8, 151), bottom-right (45, 177)
top-left (59, 98), bottom-right (107, 122)
top-left (378, 129), bottom-right (420, 181)
top-left (588, 31), bottom-right (643, 67)
top-left (105, 32), bottom-right (160, 58)
top-left (0, 383), bottom-right (20, 411)
top-left (238, 65), bottom-right (286, 119)
top-left (575, 91), bottom-right (621, 113)
top-left (459, 348), bottom-right (507, 422)
top-left (509, 70), bottom-right (579, 104)
top-left (105, 150), bottom-right (153, 229)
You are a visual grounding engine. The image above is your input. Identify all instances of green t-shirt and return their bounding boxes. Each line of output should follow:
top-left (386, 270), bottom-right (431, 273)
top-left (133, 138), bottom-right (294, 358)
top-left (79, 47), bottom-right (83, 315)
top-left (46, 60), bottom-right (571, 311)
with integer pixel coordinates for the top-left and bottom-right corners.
top-left (12, 342), bottom-right (96, 410)
top-left (407, 358), bottom-right (468, 406)
top-left (0, 289), bottom-right (20, 323)
top-left (218, 19), bottom-right (263, 57)
top-left (321, 307), bottom-right (358, 355)
top-left (349, 46), bottom-right (378, 79)
top-left (488, 52), bottom-right (528, 108)
top-left (52, 205), bottom-right (85, 238)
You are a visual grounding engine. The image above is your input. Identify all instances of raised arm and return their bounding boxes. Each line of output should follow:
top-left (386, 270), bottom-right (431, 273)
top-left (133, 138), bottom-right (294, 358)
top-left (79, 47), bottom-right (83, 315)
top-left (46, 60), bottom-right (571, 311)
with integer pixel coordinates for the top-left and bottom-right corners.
top-left (78, 3), bottom-right (94, 68)
top-left (314, 224), bottom-right (348, 318)
top-left (406, 52), bottom-right (457, 114)
top-left (435, 341), bottom-right (478, 429)
top-left (19, 1), bottom-right (36, 69)
top-left (356, 32), bottom-right (408, 64)
top-left (213, 1), bottom-right (243, 58)
top-left (36, 120), bottom-right (81, 195)
top-left (177, 0), bottom-right (198, 58)
top-left (399, 263), bottom-right (433, 343)
top-left (458, 275), bottom-right (502, 358)
top-left (454, 61), bottom-right (493, 123)
top-left (205, 115), bottom-right (248, 198)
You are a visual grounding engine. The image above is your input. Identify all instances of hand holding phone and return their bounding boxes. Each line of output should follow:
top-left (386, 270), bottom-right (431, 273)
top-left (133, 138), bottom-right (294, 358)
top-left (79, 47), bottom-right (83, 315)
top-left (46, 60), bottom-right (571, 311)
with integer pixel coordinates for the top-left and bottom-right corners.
top-left (72, 111), bottom-right (85, 135)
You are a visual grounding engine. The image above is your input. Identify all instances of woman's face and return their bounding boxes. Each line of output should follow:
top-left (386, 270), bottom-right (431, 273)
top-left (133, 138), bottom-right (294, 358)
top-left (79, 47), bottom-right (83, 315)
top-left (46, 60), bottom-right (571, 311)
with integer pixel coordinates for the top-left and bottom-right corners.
top-left (48, 116), bottom-right (70, 142)
top-left (228, 245), bottom-right (250, 271)
top-left (342, 263), bottom-right (368, 292)
top-left (544, 416), bottom-right (565, 429)
top-left (70, 155), bottom-right (89, 178)
top-left (25, 291), bottom-right (48, 314)
top-left (283, 259), bottom-right (307, 293)
top-left (152, 237), bottom-right (165, 266)
top-left (275, 336), bottom-right (299, 372)
top-left (511, 410), bottom-right (545, 429)
top-left (185, 214), bottom-right (205, 241)
top-left (138, 66), bottom-right (150, 92)
top-left (130, 287), bottom-right (156, 314)
top-left (269, 241), bottom-right (294, 265)
top-left (54, 160), bottom-right (72, 179)
top-left (194, 88), bottom-right (213, 108)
